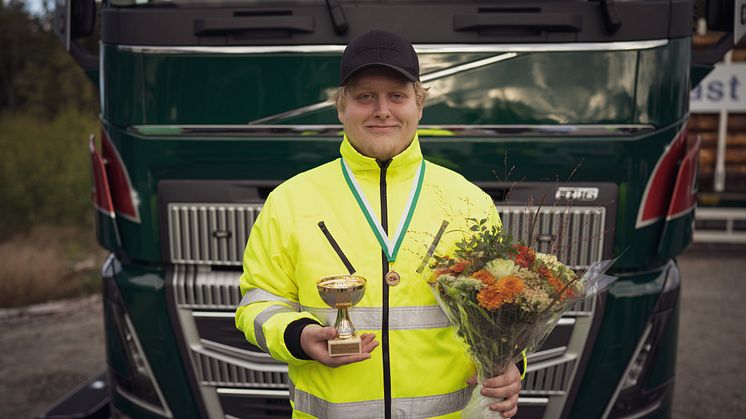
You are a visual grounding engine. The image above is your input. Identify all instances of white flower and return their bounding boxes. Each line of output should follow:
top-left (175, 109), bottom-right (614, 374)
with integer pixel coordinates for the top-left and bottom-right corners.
top-left (485, 258), bottom-right (518, 279)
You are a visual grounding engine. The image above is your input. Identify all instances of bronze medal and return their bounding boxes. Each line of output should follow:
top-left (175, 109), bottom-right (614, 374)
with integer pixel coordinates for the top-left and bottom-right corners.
top-left (385, 270), bottom-right (401, 286)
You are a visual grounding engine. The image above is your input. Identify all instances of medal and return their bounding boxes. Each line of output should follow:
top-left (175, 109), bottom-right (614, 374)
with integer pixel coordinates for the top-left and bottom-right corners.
top-left (385, 270), bottom-right (401, 286)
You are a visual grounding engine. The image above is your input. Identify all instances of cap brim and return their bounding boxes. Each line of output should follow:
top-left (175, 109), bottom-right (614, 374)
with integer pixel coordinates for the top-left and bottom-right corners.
top-left (340, 63), bottom-right (418, 86)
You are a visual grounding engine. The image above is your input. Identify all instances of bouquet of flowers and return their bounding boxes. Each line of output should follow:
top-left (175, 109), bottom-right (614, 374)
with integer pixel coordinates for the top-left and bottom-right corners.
top-left (425, 218), bottom-right (616, 418)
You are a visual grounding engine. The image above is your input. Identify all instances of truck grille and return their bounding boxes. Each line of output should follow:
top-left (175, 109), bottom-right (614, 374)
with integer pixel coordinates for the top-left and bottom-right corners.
top-left (167, 203), bottom-right (605, 269)
top-left (191, 347), bottom-right (288, 389)
top-left (522, 357), bottom-right (577, 395)
top-left (168, 203), bottom-right (262, 266)
top-left (167, 201), bottom-right (607, 418)
top-left (496, 205), bottom-right (606, 269)
top-left (173, 264), bottom-right (241, 309)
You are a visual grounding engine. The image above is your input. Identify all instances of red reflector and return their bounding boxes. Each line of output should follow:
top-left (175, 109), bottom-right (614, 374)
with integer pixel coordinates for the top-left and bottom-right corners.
top-left (101, 129), bottom-right (141, 223)
top-left (666, 135), bottom-right (699, 220)
top-left (635, 126), bottom-right (688, 229)
top-left (89, 136), bottom-right (114, 216)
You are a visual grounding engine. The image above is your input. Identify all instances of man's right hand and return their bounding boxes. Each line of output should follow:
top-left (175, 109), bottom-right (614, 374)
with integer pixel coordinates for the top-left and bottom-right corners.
top-left (300, 324), bottom-right (379, 368)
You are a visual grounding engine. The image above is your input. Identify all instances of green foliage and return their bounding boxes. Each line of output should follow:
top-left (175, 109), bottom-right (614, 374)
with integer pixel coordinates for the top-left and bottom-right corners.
top-left (432, 218), bottom-right (516, 275)
top-left (0, 111), bottom-right (98, 238)
top-left (0, 1), bottom-right (99, 238)
top-left (0, 0), bottom-right (99, 117)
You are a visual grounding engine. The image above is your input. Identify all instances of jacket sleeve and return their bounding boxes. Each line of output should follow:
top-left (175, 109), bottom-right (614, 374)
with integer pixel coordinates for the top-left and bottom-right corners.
top-left (235, 192), bottom-right (322, 366)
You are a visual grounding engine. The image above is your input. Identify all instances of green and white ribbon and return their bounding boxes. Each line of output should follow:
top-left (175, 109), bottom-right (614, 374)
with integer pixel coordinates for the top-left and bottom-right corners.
top-left (340, 158), bottom-right (425, 262)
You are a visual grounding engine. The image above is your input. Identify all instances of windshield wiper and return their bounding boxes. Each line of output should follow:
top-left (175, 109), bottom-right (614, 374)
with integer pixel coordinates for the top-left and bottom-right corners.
top-left (326, 0), bottom-right (349, 35)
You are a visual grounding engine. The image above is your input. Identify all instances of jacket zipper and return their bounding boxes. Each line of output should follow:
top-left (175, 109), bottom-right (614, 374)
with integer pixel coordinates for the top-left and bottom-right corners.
top-left (317, 221), bottom-right (356, 274)
top-left (378, 159), bottom-right (392, 419)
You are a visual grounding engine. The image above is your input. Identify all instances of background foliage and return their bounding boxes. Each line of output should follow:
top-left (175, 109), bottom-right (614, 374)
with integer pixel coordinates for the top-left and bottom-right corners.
top-left (0, 0), bottom-right (103, 306)
top-left (0, 0), bottom-right (99, 237)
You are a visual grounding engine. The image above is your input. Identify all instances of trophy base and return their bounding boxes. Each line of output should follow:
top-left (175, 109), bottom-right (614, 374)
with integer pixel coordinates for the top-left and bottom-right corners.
top-left (328, 335), bottom-right (362, 357)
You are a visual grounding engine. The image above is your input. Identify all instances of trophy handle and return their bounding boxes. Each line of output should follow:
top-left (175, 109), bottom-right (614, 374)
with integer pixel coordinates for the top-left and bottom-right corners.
top-left (334, 306), bottom-right (355, 339)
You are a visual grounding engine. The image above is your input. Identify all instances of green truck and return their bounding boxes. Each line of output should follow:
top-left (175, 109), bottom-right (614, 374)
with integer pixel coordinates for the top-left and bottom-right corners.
top-left (44, 0), bottom-right (741, 418)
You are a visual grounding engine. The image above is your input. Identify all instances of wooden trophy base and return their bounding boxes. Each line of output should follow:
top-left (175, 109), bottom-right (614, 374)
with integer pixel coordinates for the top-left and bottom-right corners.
top-left (328, 335), bottom-right (362, 357)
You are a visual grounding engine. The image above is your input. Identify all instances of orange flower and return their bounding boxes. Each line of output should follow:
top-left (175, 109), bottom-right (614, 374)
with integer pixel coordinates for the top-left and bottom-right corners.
top-left (496, 275), bottom-right (525, 295)
top-left (477, 275), bottom-right (525, 310)
top-left (450, 260), bottom-right (471, 275)
top-left (513, 244), bottom-right (536, 268)
top-left (477, 284), bottom-right (510, 310)
top-left (539, 264), bottom-right (571, 300)
top-left (472, 269), bottom-right (496, 286)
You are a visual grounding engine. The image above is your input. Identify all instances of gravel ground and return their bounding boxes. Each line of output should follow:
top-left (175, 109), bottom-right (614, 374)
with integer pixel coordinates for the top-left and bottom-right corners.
top-left (0, 295), bottom-right (105, 419)
top-left (0, 247), bottom-right (744, 419)
top-left (671, 246), bottom-right (746, 418)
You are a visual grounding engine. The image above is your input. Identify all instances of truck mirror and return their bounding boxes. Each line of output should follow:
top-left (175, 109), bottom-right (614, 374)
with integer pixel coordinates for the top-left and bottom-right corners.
top-left (71, 0), bottom-right (96, 38)
top-left (54, 0), bottom-right (96, 51)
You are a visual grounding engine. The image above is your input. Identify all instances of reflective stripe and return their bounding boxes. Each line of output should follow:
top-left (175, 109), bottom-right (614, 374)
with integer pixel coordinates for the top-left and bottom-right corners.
top-left (299, 305), bottom-right (449, 330)
top-left (254, 305), bottom-right (295, 352)
top-left (240, 288), bottom-right (300, 310)
top-left (289, 381), bottom-right (471, 419)
top-left (391, 387), bottom-right (472, 418)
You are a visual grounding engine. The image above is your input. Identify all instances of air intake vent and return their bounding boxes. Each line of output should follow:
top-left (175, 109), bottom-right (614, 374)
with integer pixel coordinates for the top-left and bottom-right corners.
top-left (173, 265), bottom-right (242, 309)
top-left (192, 347), bottom-right (288, 389)
top-left (496, 205), bottom-right (605, 269)
top-left (168, 203), bottom-right (262, 265)
top-left (522, 356), bottom-right (577, 395)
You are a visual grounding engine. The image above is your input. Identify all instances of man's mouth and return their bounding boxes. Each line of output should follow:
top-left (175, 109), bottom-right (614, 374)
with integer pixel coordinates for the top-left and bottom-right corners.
top-left (366, 125), bottom-right (398, 129)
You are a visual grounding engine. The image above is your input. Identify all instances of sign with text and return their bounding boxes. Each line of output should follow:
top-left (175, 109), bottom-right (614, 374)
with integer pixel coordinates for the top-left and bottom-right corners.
top-left (690, 62), bottom-right (746, 112)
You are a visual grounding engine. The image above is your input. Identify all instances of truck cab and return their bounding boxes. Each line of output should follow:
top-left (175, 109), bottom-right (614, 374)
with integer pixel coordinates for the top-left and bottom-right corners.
top-left (45, 1), bottom-right (742, 418)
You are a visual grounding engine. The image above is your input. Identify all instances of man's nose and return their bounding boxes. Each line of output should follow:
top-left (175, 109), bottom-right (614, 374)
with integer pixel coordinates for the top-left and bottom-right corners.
top-left (374, 98), bottom-right (391, 118)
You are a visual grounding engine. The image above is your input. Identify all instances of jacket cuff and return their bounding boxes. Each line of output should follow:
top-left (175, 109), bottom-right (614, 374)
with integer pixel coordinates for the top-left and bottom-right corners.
top-left (284, 318), bottom-right (323, 360)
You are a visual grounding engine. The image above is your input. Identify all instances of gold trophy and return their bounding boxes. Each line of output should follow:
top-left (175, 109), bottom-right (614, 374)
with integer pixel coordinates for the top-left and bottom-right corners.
top-left (316, 274), bottom-right (367, 356)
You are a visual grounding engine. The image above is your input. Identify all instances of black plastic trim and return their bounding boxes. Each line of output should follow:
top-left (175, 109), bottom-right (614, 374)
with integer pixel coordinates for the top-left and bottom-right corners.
top-left (101, 1), bottom-right (693, 46)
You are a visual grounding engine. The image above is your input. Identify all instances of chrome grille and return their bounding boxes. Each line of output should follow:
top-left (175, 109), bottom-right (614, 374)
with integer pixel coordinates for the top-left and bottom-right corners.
top-left (191, 347), bottom-right (288, 389)
top-left (522, 357), bottom-right (577, 395)
top-left (567, 295), bottom-right (595, 315)
top-left (496, 205), bottom-right (605, 269)
top-left (168, 203), bottom-right (262, 265)
top-left (173, 265), bottom-right (241, 309)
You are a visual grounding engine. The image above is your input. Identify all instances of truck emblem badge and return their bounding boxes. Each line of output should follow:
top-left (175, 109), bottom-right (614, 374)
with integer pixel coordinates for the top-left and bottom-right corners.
top-left (212, 230), bottom-right (232, 239)
top-left (555, 187), bottom-right (599, 201)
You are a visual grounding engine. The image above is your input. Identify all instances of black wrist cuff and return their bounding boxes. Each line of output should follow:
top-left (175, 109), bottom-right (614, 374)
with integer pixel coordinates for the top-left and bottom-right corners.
top-left (284, 318), bottom-right (322, 360)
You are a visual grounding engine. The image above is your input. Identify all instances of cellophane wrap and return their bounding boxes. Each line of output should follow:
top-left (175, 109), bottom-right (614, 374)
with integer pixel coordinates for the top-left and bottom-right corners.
top-left (424, 220), bottom-right (617, 418)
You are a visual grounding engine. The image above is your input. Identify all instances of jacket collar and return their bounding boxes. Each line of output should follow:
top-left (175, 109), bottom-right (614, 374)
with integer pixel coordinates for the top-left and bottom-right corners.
top-left (340, 133), bottom-right (423, 183)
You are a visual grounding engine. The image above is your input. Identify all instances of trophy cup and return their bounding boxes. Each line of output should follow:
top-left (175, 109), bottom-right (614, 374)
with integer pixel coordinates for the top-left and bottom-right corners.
top-left (316, 274), bottom-right (367, 356)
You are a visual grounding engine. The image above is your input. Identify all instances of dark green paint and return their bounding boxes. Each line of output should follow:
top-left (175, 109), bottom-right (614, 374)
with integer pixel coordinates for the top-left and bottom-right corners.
top-left (108, 262), bottom-right (201, 418)
top-left (569, 266), bottom-right (670, 418)
top-left (94, 34), bottom-right (693, 418)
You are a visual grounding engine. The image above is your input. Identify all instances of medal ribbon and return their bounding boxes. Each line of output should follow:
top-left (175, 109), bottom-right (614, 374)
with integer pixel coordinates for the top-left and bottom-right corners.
top-left (340, 158), bottom-right (425, 262)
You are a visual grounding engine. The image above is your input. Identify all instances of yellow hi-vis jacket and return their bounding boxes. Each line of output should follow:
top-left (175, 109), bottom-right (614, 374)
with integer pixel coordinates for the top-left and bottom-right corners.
top-left (236, 135), bottom-right (502, 418)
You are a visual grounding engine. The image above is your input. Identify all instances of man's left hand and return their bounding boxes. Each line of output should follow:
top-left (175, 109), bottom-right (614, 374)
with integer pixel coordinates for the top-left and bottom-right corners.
top-left (466, 363), bottom-right (521, 418)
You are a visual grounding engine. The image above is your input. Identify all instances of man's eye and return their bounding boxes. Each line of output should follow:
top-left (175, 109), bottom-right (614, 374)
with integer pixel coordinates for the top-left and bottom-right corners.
top-left (358, 94), bottom-right (374, 102)
top-left (391, 93), bottom-right (406, 101)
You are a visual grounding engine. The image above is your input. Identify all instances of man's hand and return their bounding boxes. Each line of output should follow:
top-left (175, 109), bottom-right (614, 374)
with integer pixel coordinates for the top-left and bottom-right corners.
top-left (300, 324), bottom-right (379, 368)
top-left (466, 363), bottom-right (522, 418)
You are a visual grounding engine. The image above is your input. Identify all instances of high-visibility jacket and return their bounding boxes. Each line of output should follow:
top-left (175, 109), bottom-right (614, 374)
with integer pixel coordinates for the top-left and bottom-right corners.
top-left (236, 134), bottom-right (502, 418)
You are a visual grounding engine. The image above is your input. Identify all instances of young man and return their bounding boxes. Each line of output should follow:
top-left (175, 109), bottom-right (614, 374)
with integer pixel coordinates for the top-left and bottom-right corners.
top-left (236, 30), bottom-right (521, 418)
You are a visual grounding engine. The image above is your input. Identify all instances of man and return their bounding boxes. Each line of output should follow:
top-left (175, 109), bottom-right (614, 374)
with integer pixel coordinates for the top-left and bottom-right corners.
top-left (236, 30), bottom-right (522, 418)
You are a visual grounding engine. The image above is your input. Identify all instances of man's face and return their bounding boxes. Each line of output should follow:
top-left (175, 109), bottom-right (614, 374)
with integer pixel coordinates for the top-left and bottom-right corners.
top-left (338, 68), bottom-right (422, 161)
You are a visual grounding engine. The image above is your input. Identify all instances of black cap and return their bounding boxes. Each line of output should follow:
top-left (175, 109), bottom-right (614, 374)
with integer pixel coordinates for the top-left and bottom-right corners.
top-left (339, 30), bottom-right (419, 86)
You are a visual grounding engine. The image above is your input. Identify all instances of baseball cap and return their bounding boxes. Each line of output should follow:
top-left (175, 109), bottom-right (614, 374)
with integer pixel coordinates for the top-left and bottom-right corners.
top-left (339, 30), bottom-right (420, 86)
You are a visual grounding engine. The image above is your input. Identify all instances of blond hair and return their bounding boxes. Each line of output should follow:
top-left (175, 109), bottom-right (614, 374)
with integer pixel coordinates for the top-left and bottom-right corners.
top-left (333, 81), bottom-right (429, 111)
